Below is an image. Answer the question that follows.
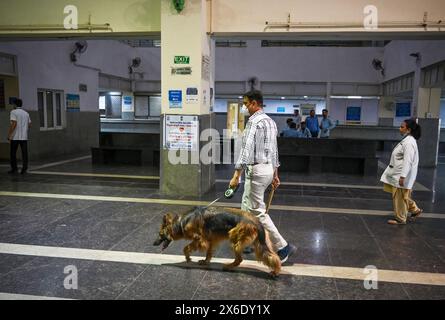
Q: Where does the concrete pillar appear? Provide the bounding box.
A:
[378,96,395,126]
[160,0,215,196]
[325,82,332,111]
[411,60,422,117]
[416,87,441,168]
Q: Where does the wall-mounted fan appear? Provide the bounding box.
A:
[247,77,259,91]
[129,57,141,74]
[70,41,88,62]
[372,58,385,76]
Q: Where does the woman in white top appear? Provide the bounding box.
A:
[380,118,423,225]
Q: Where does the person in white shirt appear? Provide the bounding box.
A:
[380,118,422,225]
[7,99,31,174]
[293,109,302,130]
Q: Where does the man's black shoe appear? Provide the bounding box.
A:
[277,243,297,264]
[8,170,18,174]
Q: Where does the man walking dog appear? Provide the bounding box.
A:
[229,90,296,264]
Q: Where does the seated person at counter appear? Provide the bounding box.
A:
[298,121,312,138]
[282,122,300,138]
[294,109,302,129]
[280,118,294,137]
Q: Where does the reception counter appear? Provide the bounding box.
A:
[277,137,379,176]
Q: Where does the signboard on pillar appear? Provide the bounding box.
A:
[163,115,199,151]
[174,56,190,64]
[169,90,182,108]
[186,87,199,104]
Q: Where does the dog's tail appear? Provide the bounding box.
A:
[253,223,281,276]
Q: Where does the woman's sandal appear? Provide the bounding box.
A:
[387,219,406,225]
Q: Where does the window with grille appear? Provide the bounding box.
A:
[37,89,65,130]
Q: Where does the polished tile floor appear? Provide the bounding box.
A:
[0,153,444,300]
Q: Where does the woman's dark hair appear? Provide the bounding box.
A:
[404,118,421,140]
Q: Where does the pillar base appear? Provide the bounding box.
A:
[160,114,215,197]
[418,118,440,168]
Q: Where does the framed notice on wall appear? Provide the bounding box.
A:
[346,106,361,121]
[163,115,199,151]
[66,94,80,112]
[395,102,411,117]
[300,104,315,116]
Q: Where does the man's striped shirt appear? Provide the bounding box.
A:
[235,109,280,170]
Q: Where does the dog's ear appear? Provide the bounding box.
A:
[163,213,173,224]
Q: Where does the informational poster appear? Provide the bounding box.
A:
[164,115,199,151]
[300,104,315,116]
[346,106,361,121]
[122,95,134,112]
[169,90,182,108]
[66,94,80,112]
[396,102,411,117]
[186,87,199,104]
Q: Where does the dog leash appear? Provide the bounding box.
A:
[205,196,221,208]
[205,177,242,208]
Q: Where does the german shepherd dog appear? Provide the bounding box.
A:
[153,206,281,277]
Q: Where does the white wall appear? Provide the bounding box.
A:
[0,40,159,112]
[330,98,379,125]
[212,0,445,34]
[216,41,383,83]
[384,40,445,81]
[215,98,326,114]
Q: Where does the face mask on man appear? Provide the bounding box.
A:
[241,104,249,114]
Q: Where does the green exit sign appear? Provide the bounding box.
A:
[174,56,190,64]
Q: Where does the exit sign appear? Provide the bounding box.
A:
[174,56,190,64]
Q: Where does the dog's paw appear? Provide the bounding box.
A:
[269,271,279,279]
[222,264,235,271]
[198,259,209,266]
